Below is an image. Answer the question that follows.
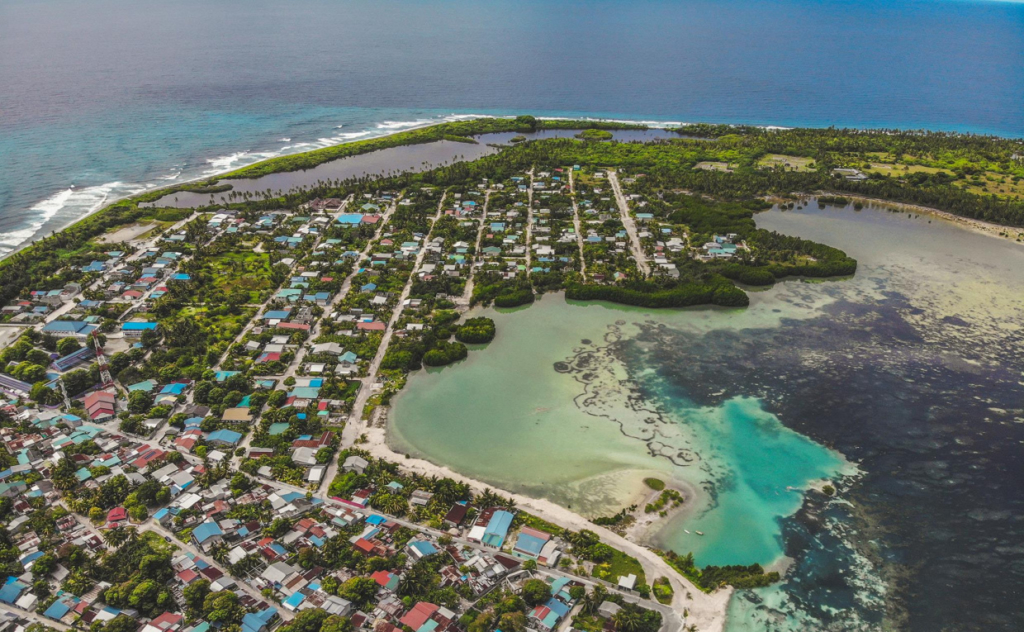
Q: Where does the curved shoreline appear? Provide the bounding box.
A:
[368,418,732,632]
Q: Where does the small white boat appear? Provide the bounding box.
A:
[695,531,704,536]
[683,529,690,534]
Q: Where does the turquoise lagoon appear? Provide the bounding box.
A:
[389,287,851,569]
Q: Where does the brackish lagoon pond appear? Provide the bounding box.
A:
[145,129,680,208]
[391,202,1024,631]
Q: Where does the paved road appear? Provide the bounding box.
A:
[334,192,446,477]
[607,170,650,276]
[460,189,492,308]
[525,168,535,271]
[568,168,587,280]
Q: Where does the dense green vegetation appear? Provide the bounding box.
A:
[576,129,614,141]
[8,118,1021,316]
[566,277,749,308]
[455,317,496,344]
[643,478,666,491]
[659,550,780,591]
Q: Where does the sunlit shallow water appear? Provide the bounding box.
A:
[391,201,1024,631]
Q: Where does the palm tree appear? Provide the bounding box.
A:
[613,609,643,632]
[103,527,128,548]
[211,542,230,565]
[122,526,139,548]
[583,585,607,615]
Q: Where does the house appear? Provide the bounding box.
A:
[206,429,243,447]
[122,321,159,338]
[192,521,224,552]
[399,602,439,631]
[443,504,467,527]
[512,527,551,560]
[343,455,368,474]
[468,509,514,548]
[407,540,439,560]
[41,320,96,338]
[84,391,117,421]
[598,601,622,619]
[242,607,279,632]
[292,447,318,467]
[107,506,128,526]
[142,612,184,632]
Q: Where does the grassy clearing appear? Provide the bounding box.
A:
[861,162,953,177]
[757,154,815,172]
[652,577,673,604]
[209,251,274,299]
[961,171,1024,198]
[591,547,646,586]
[694,161,735,173]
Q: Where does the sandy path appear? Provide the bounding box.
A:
[608,169,650,276]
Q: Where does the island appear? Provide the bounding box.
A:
[0,116,1021,632]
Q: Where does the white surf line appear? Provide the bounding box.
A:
[568,167,587,280]
[608,169,650,276]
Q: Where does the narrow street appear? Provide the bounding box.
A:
[568,168,587,280]
[607,170,650,276]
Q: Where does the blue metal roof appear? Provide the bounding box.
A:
[192,521,224,544]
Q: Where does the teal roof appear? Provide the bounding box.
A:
[128,380,156,392]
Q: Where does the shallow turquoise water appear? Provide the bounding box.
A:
[648,396,847,566]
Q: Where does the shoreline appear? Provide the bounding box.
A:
[3,112,684,262]
[364,419,732,632]
[622,477,703,547]
[819,192,1024,244]
[1,116,480,262]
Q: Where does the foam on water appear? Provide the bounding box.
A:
[0,181,147,254]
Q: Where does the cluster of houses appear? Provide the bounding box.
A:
[699,234,745,260]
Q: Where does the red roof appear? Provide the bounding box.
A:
[353,538,374,553]
[174,437,198,450]
[371,570,394,587]
[277,322,310,331]
[150,612,184,630]
[176,569,199,584]
[107,507,127,522]
[84,391,115,407]
[400,602,440,630]
[357,321,386,331]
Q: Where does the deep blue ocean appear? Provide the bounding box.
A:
[1,0,1023,256]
